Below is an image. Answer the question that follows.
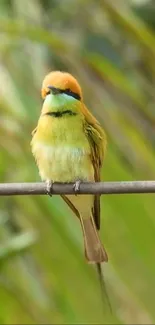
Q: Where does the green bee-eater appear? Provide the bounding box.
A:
[31,71,108,264]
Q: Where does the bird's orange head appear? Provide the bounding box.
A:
[41,71,82,101]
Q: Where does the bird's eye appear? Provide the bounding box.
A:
[46,90,50,96]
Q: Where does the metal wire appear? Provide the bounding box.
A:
[0,181,155,196]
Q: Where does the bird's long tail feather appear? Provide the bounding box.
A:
[79,214,108,263]
[96,263,112,313]
[79,215,112,311]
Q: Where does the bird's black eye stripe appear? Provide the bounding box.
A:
[45,86,81,101]
[63,88,81,101]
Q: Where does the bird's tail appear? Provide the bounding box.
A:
[79,215,108,263]
[80,216,112,311]
[96,263,112,313]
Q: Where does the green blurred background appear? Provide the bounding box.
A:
[0,0,155,323]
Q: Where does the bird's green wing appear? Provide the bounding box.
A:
[83,105,107,230]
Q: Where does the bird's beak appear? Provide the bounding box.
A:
[47,85,61,95]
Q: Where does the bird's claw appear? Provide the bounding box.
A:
[46,180,54,197]
[73,180,81,195]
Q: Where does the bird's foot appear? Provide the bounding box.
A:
[73,180,81,196]
[46,180,54,197]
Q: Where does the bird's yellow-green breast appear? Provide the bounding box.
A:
[31,93,94,182]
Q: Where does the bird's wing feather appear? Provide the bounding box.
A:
[82,104,107,230]
[32,127,37,136]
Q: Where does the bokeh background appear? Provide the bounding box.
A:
[0,0,155,323]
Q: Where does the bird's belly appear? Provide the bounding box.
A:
[33,142,94,182]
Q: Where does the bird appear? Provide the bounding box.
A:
[31,71,108,265]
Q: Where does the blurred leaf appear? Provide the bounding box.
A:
[0,231,37,263]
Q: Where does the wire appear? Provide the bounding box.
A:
[0,180,155,196]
